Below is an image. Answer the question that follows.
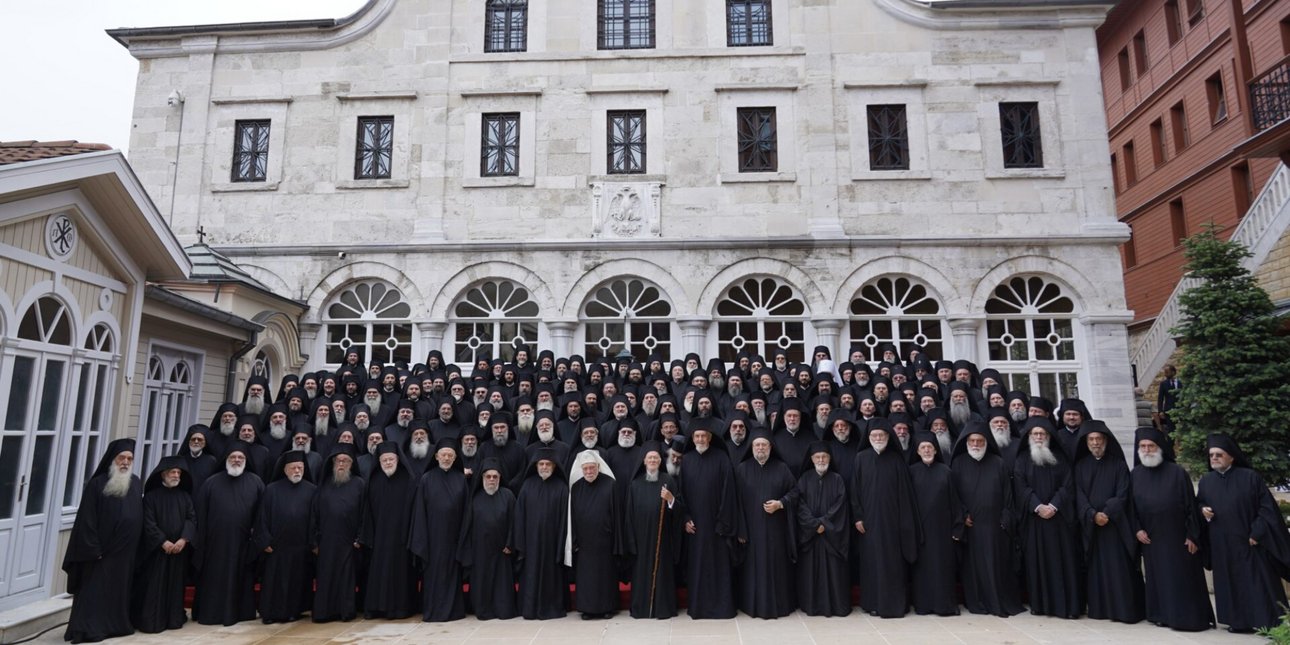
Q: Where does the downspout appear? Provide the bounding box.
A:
[225,330,259,403]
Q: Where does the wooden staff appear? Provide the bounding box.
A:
[648,490,667,618]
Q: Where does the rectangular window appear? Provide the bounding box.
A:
[866,104,910,170]
[1123,140,1138,185]
[1206,71,1228,124]
[1170,101,1190,152]
[1125,226,1138,268]
[736,107,778,172]
[1170,198,1187,246]
[481,113,520,177]
[1185,0,1204,27]
[727,0,772,47]
[485,0,528,52]
[1118,47,1133,90]
[1232,162,1253,217]
[1110,153,1121,194]
[598,0,655,50]
[354,116,394,179]
[231,119,270,182]
[1165,1,1182,45]
[1150,118,1166,167]
[999,102,1043,169]
[1134,30,1149,75]
[607,110,647,174]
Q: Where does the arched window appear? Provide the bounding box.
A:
[64,322,117,510]
[323,280,413,366]
[715,277,807,363]
[252,349,273,386]
[985,275,1079,401]
[137,349,200,476]
[18,296,71,345]
[581,278,673,361]
[452,280,540,364]
[848,276,945,362]
[83,323,114,354]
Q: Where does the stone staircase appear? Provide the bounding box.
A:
[0,595,69,644]
[1130,161,1290,385]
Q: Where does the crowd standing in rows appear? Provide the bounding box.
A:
[60,344,1290,643]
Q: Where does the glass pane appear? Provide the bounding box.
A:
[92,365,107,430]
[63,435,82,507]
[73,368,91,430]
[84,435,99,482]
[26,435,54,515]
[38,361,65,431]
[0,437,22,519]
[1038,373,1058,404]
[6,356,35,430]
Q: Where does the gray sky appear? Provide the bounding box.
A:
[1,1,364,155]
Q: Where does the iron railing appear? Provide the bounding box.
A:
[1250,55,1290,132]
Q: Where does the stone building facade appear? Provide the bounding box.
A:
[110,0,1136,428]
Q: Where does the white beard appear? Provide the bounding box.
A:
[516,416,534,434]
[538,470,552,480]
[968,445,986,461]
[537,401,554,412]
[753,409,767,424]
[381,463,398,477]
[538,428,554,443]
[314,418,330,436]
[871,440,887,454]
[269,422,287,440]
[1010,409,1027,423]
[992,429,1011,448]
[397,417,411,429]
[642,400,657,416]
[949,402,971,428]
[936,432,952,456]
[582,437,598,449]
[189,447,203,458]
[618,435,636,449]
[816,413,830,429]
[666,461,680,476]
[103,467,132,498]
[814,464,829,476]
[462,444,477,457]
[288,472,304,484]
[694,443,708,454]
[162,477,179,489]
[785,422,800,434]
[295,440,312,453]
[304,386,317,400]
[483,480,500,495]
[366,395,383,410]
[244,396,265,415]
[474,395,487,407]
[683,400,693,414]
[410,441,430,459]
[1138,451,1163,468]
[355,419,369,432]
[227,463,245,477]
[219,421,235,437]
[1029,442,1058,467]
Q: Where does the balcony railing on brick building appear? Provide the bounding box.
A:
[1251,55,1290,132]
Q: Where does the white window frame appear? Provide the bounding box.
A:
[322,280,415,368]
[135,342,203,479]
[845,276,947,364]
[981,275,1082,402]
[578,278,676,362]
[450,279,542,365]
[712,276,811,364]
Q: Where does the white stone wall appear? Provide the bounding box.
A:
[118,0,1135,432]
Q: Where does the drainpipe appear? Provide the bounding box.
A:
[225,330,259,403]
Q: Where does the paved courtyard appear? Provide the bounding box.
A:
[26,610,1264,644]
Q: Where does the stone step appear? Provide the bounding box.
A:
[0,595,70,645]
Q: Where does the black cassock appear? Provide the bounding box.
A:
[63,475,143,643]
[1074,455,1144,623]
[193,472,263,625]
[734,458,797,618]
[254,478,317,623]
[359,467,418,619]
[794,469,850,617]
[570,474,620,615]
[951,453,1023,617]
[1014,455,1082,618]
[311,477,365,622]
[909,460,962,616]
[851,448,919,617]
[1130,461,1213,631]
[1197,466,1290,631]
[132,484,196,633]
[678,447,740,619]
[514,473,570,619]
[623,473,684,618]
[408,468,468,621]
[460,487,519,619]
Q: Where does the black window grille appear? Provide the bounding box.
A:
[999,102,1044,169]
[727,0,772,47]
[232,119,270,182]
[866,104,909,170]
[481,113,521,177]
[607,110,647,174]
[485,0,528,53]
[737,107,778,172]
[599,0,655,50]
[355,116,394,179]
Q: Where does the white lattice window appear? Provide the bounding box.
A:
[324,281,414,366]
[17,297,71,345]
[848,276,945,362]
[62,324,117,510]
[452,280,540,364]
[985,276,1080,402]
[581,278,673,361]
[715,277,807,363]
[136,349,201,476]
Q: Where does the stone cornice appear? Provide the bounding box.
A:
[873,0,1113,30]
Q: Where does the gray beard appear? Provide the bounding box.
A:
[898,436,909,451]
[397,418,410,429]
[1011,409,1027,423]
[483,482,500,495]
[727,384,741,397]
[493,435,508,448]
[269,423,287,440]
[694,443,708,454]
[296,441,312,453]
[618,435,636,449]
[315,418,330,436]
[516,417,534,434]
[103,468,132,498]
[936,432,952,456]
[304,387,317,400]
[993,429,1011,448]
[355,419,369,431]
[949,402,971,428]
[219,421,235,436]
[332,469,351,485]
[244,396,265,415]
[189,447,203,458]
[381,464,397,477]
[227,463,245,477]
[366,397,383,414]
[642,401,657,416]
[753,409,767,424]
[462,444,477,457]
[537,401,554,412]
[538,429,554,443]
[645,470,659,482]
[814,464,829,476]
[968,446,986,461]
[411,441,430,459]
[582,437,598,449]
[816,414,830,429]
[1138,451,1163,468]
[1029,442,1058,467]
[711,376,724,390]
[871,442,886,454]
[666,461,680,476]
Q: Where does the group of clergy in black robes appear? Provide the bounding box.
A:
[58,343,1290,641]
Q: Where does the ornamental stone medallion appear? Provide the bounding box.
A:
[590,181,662,239]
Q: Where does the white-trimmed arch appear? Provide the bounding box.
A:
[304,261,423,324]
[562,258,691,318]
[13,280,83,345]
[0,287,15,338]
[832,255,961,315]
[79,311,121,353]
[967,255,1095,314]
[429,261,556,319]
[696,258,826,317]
